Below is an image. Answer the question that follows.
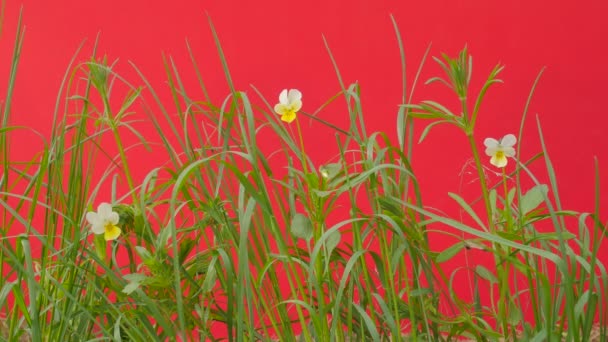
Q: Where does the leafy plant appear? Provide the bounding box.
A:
[0,9,606,342]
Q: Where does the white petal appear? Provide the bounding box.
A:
[98,203,113,219]
[287,89,302,103]
[485,146,499,157]
[504,146,516,157]
[291,100,302,112]
[278,89,288,104]
[501,134,517,147]
[91,223,105,235]
[86,212,100,225]
[274,103,287,115]
[484,138,499,148]
[108,212,119,225]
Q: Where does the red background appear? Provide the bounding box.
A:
[1,0,607,321]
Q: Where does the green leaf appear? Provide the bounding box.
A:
[290,213,313,241]
[421,100,456,116]
[304,172,320,189]
[124,273,147,282]
[419,120,451,143]
[448,192,488,231]
[319,163,341,180]
[325,229,341,255]
[508,300,523,325]
[0,282,16,309]
[116,87,142,117]
[122,273,148,294]
[496,231,523,242]
[530,330,548,342]
[113,315,123,342]
[574,290,591,318]
[94,234,107,264]
[528,231,576,242]
[521,184,549,215]
[201,260,217,293]
[410,287,432,297]
[475,265,497,284]
[122,282,141,295]
[157,225,172,248]
[135,246,153,262]
[508,187,516,206]
[436,242,465,263]
[178,237,196,263]
[489,189,497,218]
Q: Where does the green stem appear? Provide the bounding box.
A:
[467,133,510,336]
[498,168,512,337]
[99,83,137,204]
[109,117,137,203]
[295,117,327,338]
[502,169,514,230]
[295,118,309,176]
[102,97,138,204]
[466,134,494,232]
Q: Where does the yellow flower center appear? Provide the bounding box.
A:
[495,150,504,159]
[105,224,115,234]
[104,223,121,241]
[280,108,297,123]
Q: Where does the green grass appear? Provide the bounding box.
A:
[1,11,607,342]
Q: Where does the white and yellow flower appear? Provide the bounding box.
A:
[86,202,121,241]
[274,89,302,123]
[484,134,517,168]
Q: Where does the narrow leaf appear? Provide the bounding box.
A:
[437,242,465,263]
[475,265,497,284]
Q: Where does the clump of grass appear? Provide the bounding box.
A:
[1,9,606,342]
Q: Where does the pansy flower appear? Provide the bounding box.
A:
[86,202,122,241]
[484,134,516,168]
[274,89,302,123]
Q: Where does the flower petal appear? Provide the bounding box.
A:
[274,103,287,115]
[278,89,288,105]
[503,146,516,157]
[490,155,508,168]
[485,146,499,157]
[281,112,297,123]
[501,134,517,147]
[108,211,120,225]
[287,89,302,103]
[91,223,105,235]
[104,225,122,241]
[98,203,113,219]
[86,211,100,225]
[484,138,499,148]
[290,100,302,112]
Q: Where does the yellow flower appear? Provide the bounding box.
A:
[274,89,302,123]
[484,134,516,168]
[86,202,122,241]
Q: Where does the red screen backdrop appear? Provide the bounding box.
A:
[2,0,607,214]
[1,0,607,333]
